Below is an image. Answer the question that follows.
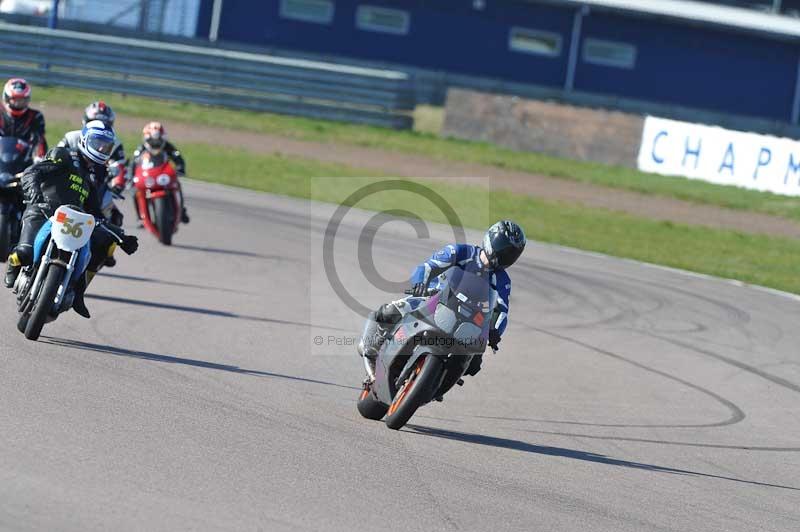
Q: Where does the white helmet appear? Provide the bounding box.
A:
[79,120,116,165]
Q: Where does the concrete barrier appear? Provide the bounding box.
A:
[442,88,643,167]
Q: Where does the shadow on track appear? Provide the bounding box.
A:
[406,425,800,491]
[86,293,349,332]
[170,243,295,261]
[42,337,359,391]
[97,272,251,295]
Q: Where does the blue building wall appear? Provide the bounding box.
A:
[196,0,799,123]
[576,13,797,121]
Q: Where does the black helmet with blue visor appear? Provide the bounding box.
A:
[482,220,526,269]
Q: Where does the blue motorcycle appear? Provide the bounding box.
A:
[14,205,96,341]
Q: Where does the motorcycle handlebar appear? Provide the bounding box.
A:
[404,287,439,297]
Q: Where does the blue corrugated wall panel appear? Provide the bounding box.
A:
[209,0,573,88]
[576,12,797,121]
[195,0,799,123]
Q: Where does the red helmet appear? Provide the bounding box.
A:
[142,121,166,154]
[3,78,31,118]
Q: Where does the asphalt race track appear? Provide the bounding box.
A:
[1,181,799,531]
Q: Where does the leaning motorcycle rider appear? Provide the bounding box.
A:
[0,78,47,164]
[4,120,139,318]
[358,220,526,380]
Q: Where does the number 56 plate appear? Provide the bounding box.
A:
[50,205,95,252]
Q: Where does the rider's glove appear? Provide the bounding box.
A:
[411,282,427,297]
[119,234,139,255]
[488,329,501,351]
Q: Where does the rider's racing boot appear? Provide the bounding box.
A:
[104,242,118,268]
[181,207,190,224]
[71,274,91,319]
[4,253,21,289]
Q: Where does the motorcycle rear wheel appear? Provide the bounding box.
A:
[357,385,389,420]
[384,355,443,430]
[24,263,65,341]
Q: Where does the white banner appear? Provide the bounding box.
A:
[637,116,800,196]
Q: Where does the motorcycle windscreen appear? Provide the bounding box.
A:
[439,268,497,348]
[0,137,27,171]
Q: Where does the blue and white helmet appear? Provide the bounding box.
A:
[79,119,116,165]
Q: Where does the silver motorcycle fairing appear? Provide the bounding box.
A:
[368,268,496,407]
[372,318,440,405]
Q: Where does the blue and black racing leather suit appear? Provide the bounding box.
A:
[408,243,511,339]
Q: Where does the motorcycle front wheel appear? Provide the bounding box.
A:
[24,263,65,341]
[384,354,444,430]
[154,196,175,246]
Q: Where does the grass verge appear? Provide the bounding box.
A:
[86,136,798,295]
[36,86,800,222]
[312,178,800,295]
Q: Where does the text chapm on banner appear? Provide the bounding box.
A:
[637,116,800,197]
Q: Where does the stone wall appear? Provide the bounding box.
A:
[442,88,645,168]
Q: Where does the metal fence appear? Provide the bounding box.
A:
[0,21,416,129]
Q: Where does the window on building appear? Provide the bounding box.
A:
[356,5,410,35]
[508,27,562,57]
[279,0,335,25]
[583,38,637,69]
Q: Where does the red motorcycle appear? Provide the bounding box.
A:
[133,151,181,245]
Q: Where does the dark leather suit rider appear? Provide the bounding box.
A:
[5,146,138,317]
